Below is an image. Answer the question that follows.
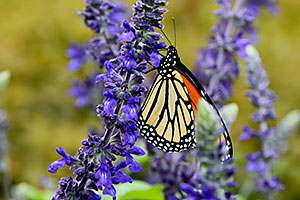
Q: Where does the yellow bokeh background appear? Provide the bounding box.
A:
[0,0,299,199]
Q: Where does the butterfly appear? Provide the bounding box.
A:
[137,45,233,158]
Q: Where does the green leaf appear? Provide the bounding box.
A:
[237,196,247,200]
[220,103,239,130]
[0,70,10,94]
[101,181,164,200]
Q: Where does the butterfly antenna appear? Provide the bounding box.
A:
[172,17,177,48]
[159,28,173,46]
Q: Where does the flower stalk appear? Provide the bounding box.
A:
[239,45,283,200]
[48,0,168,199]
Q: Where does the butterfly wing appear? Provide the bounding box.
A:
[139,45,233,158]
[175,62,233,158]
[138,71,196,152]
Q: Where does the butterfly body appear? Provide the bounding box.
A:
[138,46,233,157]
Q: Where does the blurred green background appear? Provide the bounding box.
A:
[0,0,299,199]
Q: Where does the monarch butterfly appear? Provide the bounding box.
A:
[138,45,233,159]
[138,24,233,159]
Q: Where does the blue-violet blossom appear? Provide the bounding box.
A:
[239,46,283,200]
[194,0,278,104]
[67,0,127,109]
[49,0,168,199]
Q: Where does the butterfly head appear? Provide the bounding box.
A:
[157,46,180,75]
[166,46,179,59]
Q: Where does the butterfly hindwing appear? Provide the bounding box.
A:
[174,60,233,158]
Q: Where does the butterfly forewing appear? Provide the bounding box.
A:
[138,70,196,152]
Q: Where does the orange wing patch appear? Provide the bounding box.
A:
[179,73,202,118]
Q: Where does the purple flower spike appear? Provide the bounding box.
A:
[50,0,168,199]
[194,0,277,105]
[241,42,285,197]
[67,0,126,110]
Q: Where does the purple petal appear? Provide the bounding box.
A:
[128,146,145,156]
[109,8,126,24]
[114,161,128,171]
[112,171,133,184]
[150,51,162,68]
[95,74,109,83]
[119,30,135,42]
[123,103,139,121]
[95,162,112,187]
[88,194,102,200]
[103,185,116,198]
[47,159,66,173]
[126,155,143,173]
[105,61,114,73]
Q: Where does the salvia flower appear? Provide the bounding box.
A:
[95,0,168,141]
[239,46,284,199]
[67,0,127,109]
[49,134,146,199]
[195,0,282,199]
[194,0,278,104]
[150,152,196,200]
[78,0,126,35]
[49,0,168,199]
[68,72,101,108]
[47,147,80,174]
[66,43,88,72]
